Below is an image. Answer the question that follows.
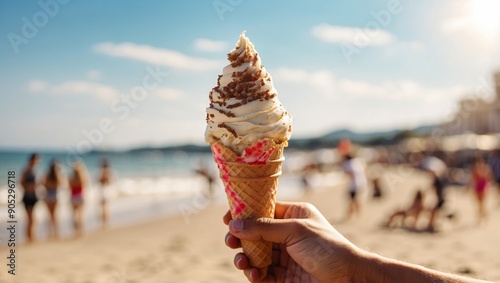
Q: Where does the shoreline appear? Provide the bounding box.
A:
[1,166,499,282]
[0,169,316,245]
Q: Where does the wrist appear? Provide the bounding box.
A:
[351,250,383,283]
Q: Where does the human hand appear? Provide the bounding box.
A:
[223,201,362,282]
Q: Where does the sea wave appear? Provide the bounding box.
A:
[0,173,212,206]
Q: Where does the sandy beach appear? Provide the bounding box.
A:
[1,166,499,283]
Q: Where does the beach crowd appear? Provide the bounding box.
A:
[19,153,112,242]
[301,139,500,232]
[18,140,500,245]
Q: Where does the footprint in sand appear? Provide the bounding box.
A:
[131,257,151,270]
[101,263,116,271]
[167,235,188,252]
[456,266,476,275]
[219,260,232,269]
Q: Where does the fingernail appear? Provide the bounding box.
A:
[225,233,230,245]
[236,256,243,267]
[229,220,244,233]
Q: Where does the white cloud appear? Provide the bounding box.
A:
[27,77,120,103]
[93,42,223,71]
[311,24,425,57]
[441,17,469,33]
[50,81,121,102]
[86,69,102,81]
[271,67,469,138]
[337,78,386,97]
[153,87,184,100]
[194,38,227,52]
[311,23,395,46]
[272,68,336,95]
[28,80,49,92]
[272,67,465,102]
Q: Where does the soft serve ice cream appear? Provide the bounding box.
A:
[204,32,292,278]
[205,31,292,154]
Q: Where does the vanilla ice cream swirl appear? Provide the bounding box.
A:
[205,32,292,154]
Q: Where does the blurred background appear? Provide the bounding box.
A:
[1,0,500,237]
[0,0,499,262]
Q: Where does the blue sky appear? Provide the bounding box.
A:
[1,0,499,150]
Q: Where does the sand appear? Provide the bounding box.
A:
[1,166,499,282]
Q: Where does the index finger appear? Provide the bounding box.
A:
[275,201,296,219]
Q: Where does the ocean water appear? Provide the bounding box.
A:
[0,149,343,243]
[0,149,216,203]
[0,149,217,241]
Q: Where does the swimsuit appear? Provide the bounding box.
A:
[25,170,36,184]
[45,187,58,202]
[22,192,38,208]
[22,170,38,208]
[473,175,488,194]
[71,185,83,204]
[349,191,357,199]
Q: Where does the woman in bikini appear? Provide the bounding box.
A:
[43,159,63,239]
[97,159,112,228]
[69,161,88,237]
[469,156,492,226]
[20,153,40,243]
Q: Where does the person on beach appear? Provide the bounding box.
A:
[299,157,318,194]
[20,153,40,243]
[342,153,367,220]
[337,138,352,156]
[487,149,500,201]
[469,156,492,225]
[69,161,88,237]
[43,159,63,239]
[97,158,113,228]
[195,159,216,198]
[372,177,383,199]
[419,153,448,232]
[367,161,384,199]
[383,189,425,229]
[223,201,493,283]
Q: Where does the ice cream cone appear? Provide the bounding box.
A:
[205,32,292,280]
[211,141,285,278]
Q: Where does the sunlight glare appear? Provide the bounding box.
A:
[470,0,500,38]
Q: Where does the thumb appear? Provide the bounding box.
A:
[229,218,302,244]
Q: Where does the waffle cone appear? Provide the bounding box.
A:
[211,141,285,278]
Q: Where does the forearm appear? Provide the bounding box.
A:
[355,251,493,283]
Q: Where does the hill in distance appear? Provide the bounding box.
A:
[123,124,437,153]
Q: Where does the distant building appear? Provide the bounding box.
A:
[441,72,500,135]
